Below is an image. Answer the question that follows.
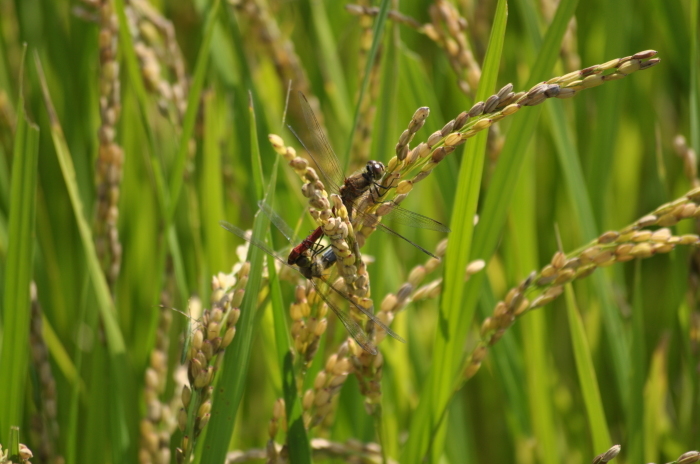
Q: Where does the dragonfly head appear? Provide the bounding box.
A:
[364,160,385,182]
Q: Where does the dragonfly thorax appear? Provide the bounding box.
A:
[293,248,337,280]
[293,253,312,269]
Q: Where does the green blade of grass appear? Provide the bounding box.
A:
[166,0,221,220]
[34,52,130,462]
[517,0,632,428]
[249,92,265,200]
[342,0,389,170]
[41,312,85,395]
[546,99,630,402]
[66,277,90,464]
[689,0,699,153]
[514,0,542,47]
[453,0,579,378]
[113,0,157,157]
[267,209,311,463]
[479,283,529,435]
[627,260,646,464]
[439,12,604,459]
[468,0,578,269]
[404,0,581,459]
[564,284,611,451]
[511,153,558,464]
[0,46,38,440]
[643,337,670,462]
[400,1,507,462]
[200,93,273,463]
[585,0,630,221]
[202,90,228,275]
[113,0,221,222]
[546,101,596,240]
[113,0,219,355]
[8,426,19,460]
[309,0,352,135]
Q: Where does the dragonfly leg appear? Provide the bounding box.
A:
[368,182,385,204]
[368,177,399,204]
[310,238,330,256]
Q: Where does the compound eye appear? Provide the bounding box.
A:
[370,161,385,180]
[295,256,311,268]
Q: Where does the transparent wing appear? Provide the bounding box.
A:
[292,91,345,192]
[257,200,298,244]
[377,202,451,232]
[321,279,406,344]
[310,281,376,355]
[219,220,290,266]
[375,222,439,260]
[348,198,449,259]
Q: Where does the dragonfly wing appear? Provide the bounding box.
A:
[375,222,439,260]
[257,200,298,244]
[219,220,290,266]
[378,202,451,232]
[324,280,406,344]
[312,281,378,355]
[293,92,346,192]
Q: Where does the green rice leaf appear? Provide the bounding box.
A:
[626,260,646,464]
[202,91,228,275]
[342,0,390,170]
[691,0,700,155]
[0,46,38,440]
[510,155,558,464]
[41,312,85,394]
[470,0,579,267]
[564,284,611,451]
[249,92,265,199]
[267,209,311,463]
[115,0,220,221]
[200,91,274,464]
[547,98,630,401]
[643,337,670,461]
[112,0,200,307]
[7,426,19,460]
[401,1,507,461]
[167,0,221,220]
[309,0,352,134]
[34,52,130,462]
[456,0,580,374]
[112,0,158,168]
[479,284,529,435]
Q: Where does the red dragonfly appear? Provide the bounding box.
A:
[289,91,450,259]
[220,203,405,355]
[286,225,324,267]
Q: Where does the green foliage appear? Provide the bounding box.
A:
[0,0,697,463]
[0,46,38,441]
[402,1,507,461]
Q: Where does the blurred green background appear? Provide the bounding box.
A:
[0,0,697,463]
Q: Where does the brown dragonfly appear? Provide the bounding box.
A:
[289,91,450,260]
[220,203,405,355]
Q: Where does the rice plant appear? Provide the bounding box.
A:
[0,0,698,463]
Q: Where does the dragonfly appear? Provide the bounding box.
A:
[286,223,324,267]
[288,91,451,259]
[219,204,405,355]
